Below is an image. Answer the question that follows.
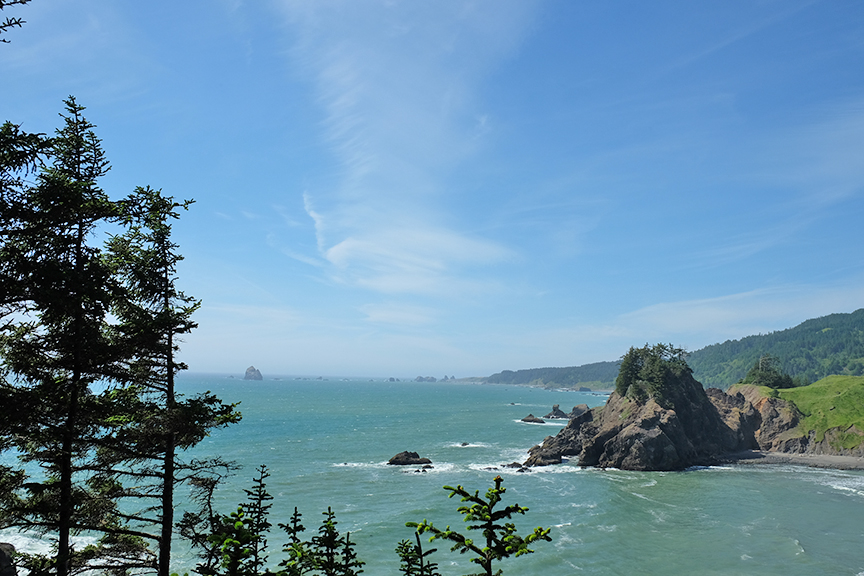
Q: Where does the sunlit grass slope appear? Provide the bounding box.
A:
[779,375,864,449]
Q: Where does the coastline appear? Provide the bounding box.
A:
[721,449,864,471]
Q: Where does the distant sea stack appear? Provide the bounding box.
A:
[244,366,263,381]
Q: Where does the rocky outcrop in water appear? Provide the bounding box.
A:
[387,451,432,465]
[524,344,758,471]
[544,405,569,419]
[521,414,545,424]
[525,381,752,470]
[244,366,263,381]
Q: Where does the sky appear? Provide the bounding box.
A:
[2,0,864,378]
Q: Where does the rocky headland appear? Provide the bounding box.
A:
[523,345,864,471]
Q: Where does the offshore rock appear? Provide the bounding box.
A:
[388,451,432,466]
[244,366,263,381]
[544,405,569,419]
[521,414,546,424]
[525,371,749,471]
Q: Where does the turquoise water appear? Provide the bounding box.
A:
[5,374,864,574]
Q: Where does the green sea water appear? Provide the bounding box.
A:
[5,374,864,574]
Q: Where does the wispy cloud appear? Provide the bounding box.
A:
[274,0,538,297]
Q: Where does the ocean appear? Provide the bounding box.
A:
[4,373,864,575]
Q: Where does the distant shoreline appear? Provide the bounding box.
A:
[720,450,864,471]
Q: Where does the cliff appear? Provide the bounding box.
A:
[731,377,864,457]
[524,375,753,471]
[524,370,864,470]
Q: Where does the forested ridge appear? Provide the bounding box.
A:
[484,362,620,388]
[687,308,864,388]
[485,309,864,390]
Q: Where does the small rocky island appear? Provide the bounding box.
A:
[387,451,432,466]
[521,414,545,424]
[244,366,263,381]
[524,344,864,471]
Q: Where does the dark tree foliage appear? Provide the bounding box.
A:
[1,99,240,576]
[614,343,691,407]
[737,354,803,389]
[688,309,864,388]
[395,533,441,576]
[194,470,552,576]
[408,476,551,576]
[240,465,274,574]
[0,0,32,43]
[98,185,241,576]
[0,97,154,576]
[177,463,243,576]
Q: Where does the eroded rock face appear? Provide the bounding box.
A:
[525,373,751,471]
[569,404,590,418]
[526,376,863,471]
[387,451,432,465]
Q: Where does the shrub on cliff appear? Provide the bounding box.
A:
[614,344,692,407]
[738,354,804,389]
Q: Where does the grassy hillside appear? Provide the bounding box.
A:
[688,308,864,388]
[778,375,864,449]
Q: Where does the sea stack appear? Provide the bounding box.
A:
[523,345,757,471]
[244,366,263,381]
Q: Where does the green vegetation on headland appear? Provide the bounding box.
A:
[781,375,864,449]
[730,375,864,451]
[484,308,864,390]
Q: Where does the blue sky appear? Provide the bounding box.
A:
[2,0,864,377]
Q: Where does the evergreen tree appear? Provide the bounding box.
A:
[0,97,153,575]
[738,353,796,389]
[395,533,440,576]
[99,185,241,576]
[408,475,551,576]
[240,465,274,574]
[0,0,32,43]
